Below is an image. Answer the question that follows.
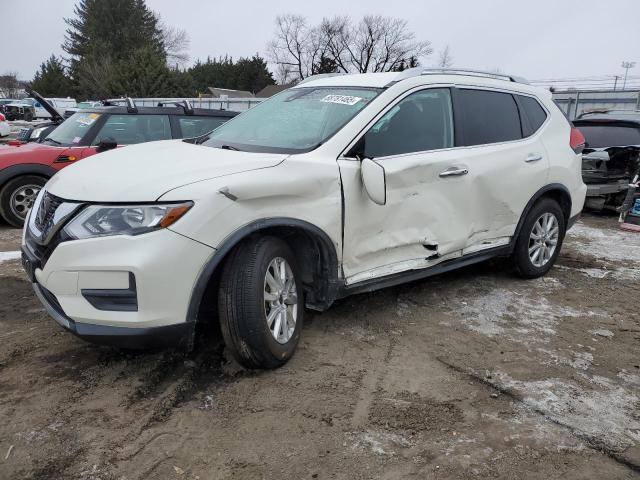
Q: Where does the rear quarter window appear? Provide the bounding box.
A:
[457,89,522,146]
[518,95,548,136]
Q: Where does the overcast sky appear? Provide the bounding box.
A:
[2,0,638,85]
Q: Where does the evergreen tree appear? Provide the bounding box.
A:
[188,55,274,94]
[30,55,74,97]
[313,55,338,75]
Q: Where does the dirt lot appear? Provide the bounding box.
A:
[0,213,639,479]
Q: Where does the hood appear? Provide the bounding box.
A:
[27,89,64,122]
[46,140,287,202]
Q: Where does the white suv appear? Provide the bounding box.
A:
[22,69,587,369]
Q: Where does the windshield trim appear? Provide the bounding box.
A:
[201,86,383,155]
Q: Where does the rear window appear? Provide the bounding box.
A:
[576,124,640,149]
[458,89,522,146]
[518,95,547,136]
[177,116,227,138]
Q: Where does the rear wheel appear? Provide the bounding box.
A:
[0,175,46,227]
[511,198,566,278]
[218,236,304,369]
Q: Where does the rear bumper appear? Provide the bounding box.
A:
[586,180,628,196]
[33,282,195,349]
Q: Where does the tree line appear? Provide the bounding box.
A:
[21,0,442,100]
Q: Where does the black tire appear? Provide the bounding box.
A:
[218,236,304,369]
[511,198,566,278]
[0,175,46,228]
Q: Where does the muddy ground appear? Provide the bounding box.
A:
[0,213,639,479]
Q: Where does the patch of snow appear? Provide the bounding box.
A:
[0,251,21,262]
[350,431,412,456]
[589,329,614,338]
[567,222,640,265]
[494,371,640,452]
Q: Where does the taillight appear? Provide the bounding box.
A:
[570,127,585,154]
[0,113,5,122]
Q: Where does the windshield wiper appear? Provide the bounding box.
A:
[220,144,241,151]
[44,137,62,146]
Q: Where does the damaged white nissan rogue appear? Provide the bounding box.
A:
[22,69,587,369]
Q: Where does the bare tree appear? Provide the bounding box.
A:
[437,45,453,68]
[267,14,313,83]
[159,22,190,68]
[0,72,23,98]
[267,15,432,82]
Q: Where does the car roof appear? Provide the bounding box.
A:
[71,106,240,117]
[574,110,640,124]
[295,68,548,97]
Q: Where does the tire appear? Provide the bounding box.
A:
[511,198,566,278]
[218,236,304,369]
[0,175,46,228]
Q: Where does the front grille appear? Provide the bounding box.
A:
[34,192,64,236]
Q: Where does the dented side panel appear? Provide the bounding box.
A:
[339,133,550,284]
[161,154,344,269]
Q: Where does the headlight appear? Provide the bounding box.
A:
[30,126,46,140]
[63,202,193,239]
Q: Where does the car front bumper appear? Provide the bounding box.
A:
[23,228,214,348]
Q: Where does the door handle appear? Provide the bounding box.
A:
[525,153,543,163]
[439,166,469,177]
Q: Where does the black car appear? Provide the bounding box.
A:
[17,95,239,144]
[573,110,640,210]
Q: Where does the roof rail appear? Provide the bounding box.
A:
[102,97,138,113]
[390,67,529,85]
[156,99,194,114]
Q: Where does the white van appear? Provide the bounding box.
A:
[23,97,77,119]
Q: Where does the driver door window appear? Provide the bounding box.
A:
[360,88,454,158]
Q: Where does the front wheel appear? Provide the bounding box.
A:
[0,175,46,228]
[511,198,566,278]
[218,236,304,369]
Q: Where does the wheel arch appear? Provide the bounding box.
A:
[509,183,572,253]
[0,164,55,190]
[186,218,342,327]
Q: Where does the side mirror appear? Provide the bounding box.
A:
[583,151,609,162]
[361,157,386,205]
[96,137,117,153]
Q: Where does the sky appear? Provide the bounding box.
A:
[1,0,639,88]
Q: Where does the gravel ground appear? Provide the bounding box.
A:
[0,213,638,479]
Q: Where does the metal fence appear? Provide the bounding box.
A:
[552,90,640,119]
[131,97,263,112]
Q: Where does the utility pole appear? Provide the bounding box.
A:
[621,61,636,90]
[613,75,620,91]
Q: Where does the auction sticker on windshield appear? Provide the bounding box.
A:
[76,113,100,126]
[321,95,363,106]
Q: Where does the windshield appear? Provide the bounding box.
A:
[203,87,381,154]
[578,124,640,148]
[43,112,102,147]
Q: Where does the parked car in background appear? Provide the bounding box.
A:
[16,90,66,143]
[0,113,10,137]
[21,97,77,119]
[0,99,238,226]
[3,100,36,121]
[64,101,102,118]
[21,69,586,369]
[573,110,640,210]
[0,99,19,115]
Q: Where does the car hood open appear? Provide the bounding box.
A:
[46,140,287,202]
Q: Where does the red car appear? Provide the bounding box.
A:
[0,100,237,226]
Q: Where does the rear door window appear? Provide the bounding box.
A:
[458,89,522,146]
[92,115,171,145]
[576,124,640,148]
[177,116,228,138]
[518,95,548,136]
